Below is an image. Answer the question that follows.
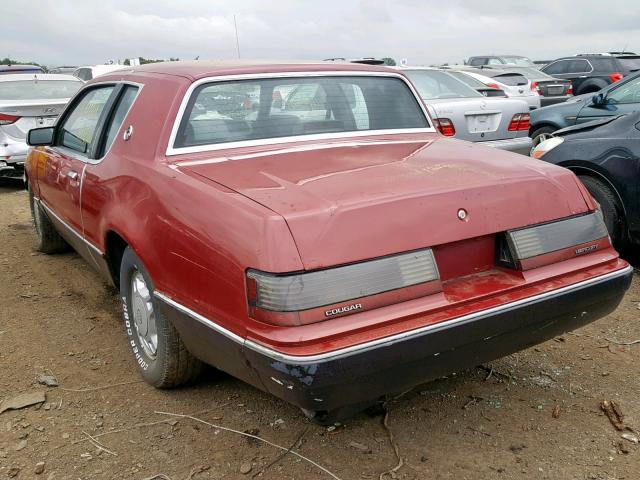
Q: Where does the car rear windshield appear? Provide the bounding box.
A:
[174,75,429,148]
[446,71,489,89]
[0,80,82,100]
[403,70,482,99]
[491,73,528,86]
[618,57,640,71]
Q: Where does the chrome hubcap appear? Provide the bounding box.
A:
[130,271,158,358]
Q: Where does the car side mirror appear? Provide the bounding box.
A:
[592,93,606,106]
[27,127,55,146]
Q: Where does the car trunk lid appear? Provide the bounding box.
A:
[0,99,67,140]
[178,137,589,270]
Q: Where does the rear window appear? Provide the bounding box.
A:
[618,57,640,71]
[174,76,428,148]
[0,79,82,100]
[492,74,528,86]
[447,71,488,89]
[404,70,482,99]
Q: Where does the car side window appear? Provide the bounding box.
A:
[487,58,503,65]
[58,86,115,155]
[75,68,92,81]
[100,86,139,156]
[542,60,568,75]
[469,58,486,67]
[566,60,591,73]
[607,76,640,104]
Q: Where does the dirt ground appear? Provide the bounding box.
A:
[1,178,639,480]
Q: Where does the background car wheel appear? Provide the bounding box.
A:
[28,189,70,254]
[119,246,203,388]
[531,126,557,147]
[578,175,623,247]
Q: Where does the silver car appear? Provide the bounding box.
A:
[401,68,532,154]
[0,74,83,178]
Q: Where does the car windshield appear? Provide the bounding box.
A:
[618,57,640,71]
[502,56,534,67]
[175,75,429,148]
[403,70,482,99]
[0,79,82,100]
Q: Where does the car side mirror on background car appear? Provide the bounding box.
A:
[27,127,55,146]
[592,93,606,106]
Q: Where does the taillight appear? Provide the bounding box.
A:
[0,113,20,125]
[566,82,573,95]
[434,118,456,137]
[485,82,499,89]
[508,113,530,131]
[610,72,623,83]
[531,81,541,94]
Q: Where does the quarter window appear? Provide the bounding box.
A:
[101,86,139,156]
[542,60,568,75]
[58,86,114,154]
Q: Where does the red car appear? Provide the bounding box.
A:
[25,61,632,422]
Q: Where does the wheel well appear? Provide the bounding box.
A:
[569,167,627,219]
[529,123,557,137]
[105,231,128,288]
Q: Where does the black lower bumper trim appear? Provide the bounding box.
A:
[157,266,633,413]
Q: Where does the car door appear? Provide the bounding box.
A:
[37,85,116,258]
[576,75,640,124]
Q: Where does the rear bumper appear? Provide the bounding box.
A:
[0,157,25,178]
[155,264,633,413]
[480,136,532,155]
[541,95,572,107]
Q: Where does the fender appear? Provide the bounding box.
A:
[575,79,608,95]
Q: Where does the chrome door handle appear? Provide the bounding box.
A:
[67,170,79,180]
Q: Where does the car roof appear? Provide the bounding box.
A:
[113,60,397,81]
[0,73,83,82]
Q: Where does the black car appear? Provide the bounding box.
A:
[541,53,640,95]
[531,113,640,248]
[529,71,640,145]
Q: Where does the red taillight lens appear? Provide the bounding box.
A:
[531,81,541,94]
[610,72,623,83]
[485,82,499,89]
[434,118,456,137]
[508,113,530,131]
[0,113,20,125]
[566,82,573,95]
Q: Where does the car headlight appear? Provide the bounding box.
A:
[531,136,564,159]
[247,248,439,312]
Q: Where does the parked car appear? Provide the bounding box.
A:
[541,53,640,95]
[401,68,532,154]
[445,70,507,97]
[466,55,536,68]
[48,66,78,75]
[73,64,128,81]
[25,61,632,422]
[0,64,44,75]
[0,74,83,178]
[531,113,640,248]
[492,66,573,107]
[529,71,640,145]
[446,67,541,109]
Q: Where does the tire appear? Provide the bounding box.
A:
[28,189,70,254]
[530,126,557,148]
[578,175,623,247]
[119,246,203,387]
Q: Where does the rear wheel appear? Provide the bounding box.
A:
[28,189,70,254]
[530,126,557,148]
[119,247,203,387]
[578,175,624,248]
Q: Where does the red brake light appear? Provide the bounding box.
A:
[610,72,623,83]
[434,118,456,137]
[508,113,530,132]
[485,82,499,89]
[0,113,20,125]
[531,81,541,94]
[566,82,573,95]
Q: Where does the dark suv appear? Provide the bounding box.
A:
[541,54,640,95]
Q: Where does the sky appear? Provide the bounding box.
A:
[2,0,640,67]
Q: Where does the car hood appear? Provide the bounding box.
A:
[180,136,590,269]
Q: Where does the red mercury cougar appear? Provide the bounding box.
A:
[24,61,632,422]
